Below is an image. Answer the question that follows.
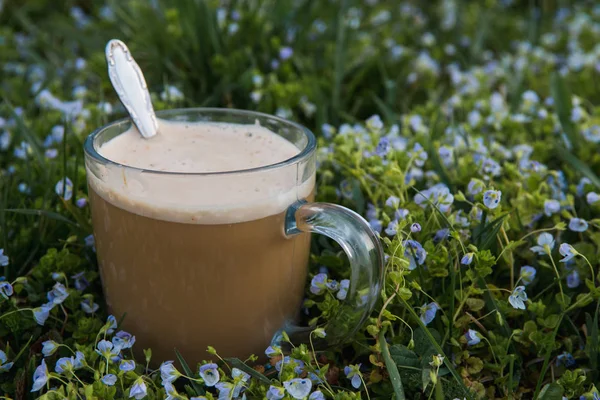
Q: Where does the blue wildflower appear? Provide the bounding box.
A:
[102,374,117,386]
[42,139,58,156]
[0,350,14,373]
[129,377,148,399]
[544,199,561,216]
[530,232,555,255]
[113,331,136,350]
[559,243,577,263]
[199,363,220,387]
[55,177,73,201]
[81,298,99,314]
[47,282,69,305]
[310,273,327,295]
[465,329,481,346]
[586,192,600,206]
[483,190,502,209]
[366,203,377,220]
[120,360,136,372]
[420,302,440,325]
[366,114,383,131]
[369,218,383,233]
[73,351,85,370]
[403,240,427,270]
[75,197,87,208]
[215,382,235,400]
[310,391,326,400]
[411,223,421,233]
[55,357,74,374]
[396,208,410,220]
[461,253,474,265]
[344,364,362,389]
[33,303,53,326]
[14,141,31,159]
[216,368,249,398]
[105,315,117,334]
[385,220,398,236]
[0,249,9,266]
[567,270,580,288]
[375,137,390,157]
[576,177,592,196]
[434,228,450,243]
[569,218,589,232]
[51,272,65,281]
[31,359,49,392]
[71,272,89,291]
[385,196,400,208]
[164,381,180,399]
[160,361,181,384]
[337,279,350,300]
[409,143,428,167]
[279,47,293,60]
[96,340,120,361]
[414,183,454,212]
[0,280,13,299]
[284,378,312,399]
[467,179,484,196]
[556,352,576,367]
[508,286,528,310]
[519,266,537,285]
[275,357,305,374]
[84,234,95,251]
[18,183,30,194]
[41,340,59,357]
[438,146,453,166]
[266,385,285,400]
[265,345,281,358]
[321,124,335,139]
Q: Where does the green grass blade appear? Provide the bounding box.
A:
[174,349,205,395]
[331,0,349,124]
[399,298,472,400]
[3,208,78,227]
[550,72,578,152]
[532,315,564,399]
[224,358,272,385]
[585,301,600,382]
[555,146,600,189]
[379,330,406,400]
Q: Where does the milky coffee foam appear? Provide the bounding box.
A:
[88,119,315,224]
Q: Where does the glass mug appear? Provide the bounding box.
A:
[83,108,384,365]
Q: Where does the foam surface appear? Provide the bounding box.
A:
[87,119,314,224]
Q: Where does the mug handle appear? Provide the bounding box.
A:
[271,199,385,350]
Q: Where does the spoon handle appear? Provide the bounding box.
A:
[105,39,158,139]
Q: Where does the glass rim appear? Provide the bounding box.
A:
[83,107,317,176]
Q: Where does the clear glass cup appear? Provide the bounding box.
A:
[84,108,383,365]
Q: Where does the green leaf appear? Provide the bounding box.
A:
[389,345,420,369]
[537,382,564,400]
[422,367,432,392]
[175,349,205,395]
[379,331,406,400]
[224,358,272,385]
[84,384,94,399]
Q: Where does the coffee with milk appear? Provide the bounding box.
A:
[87,119,314,363]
